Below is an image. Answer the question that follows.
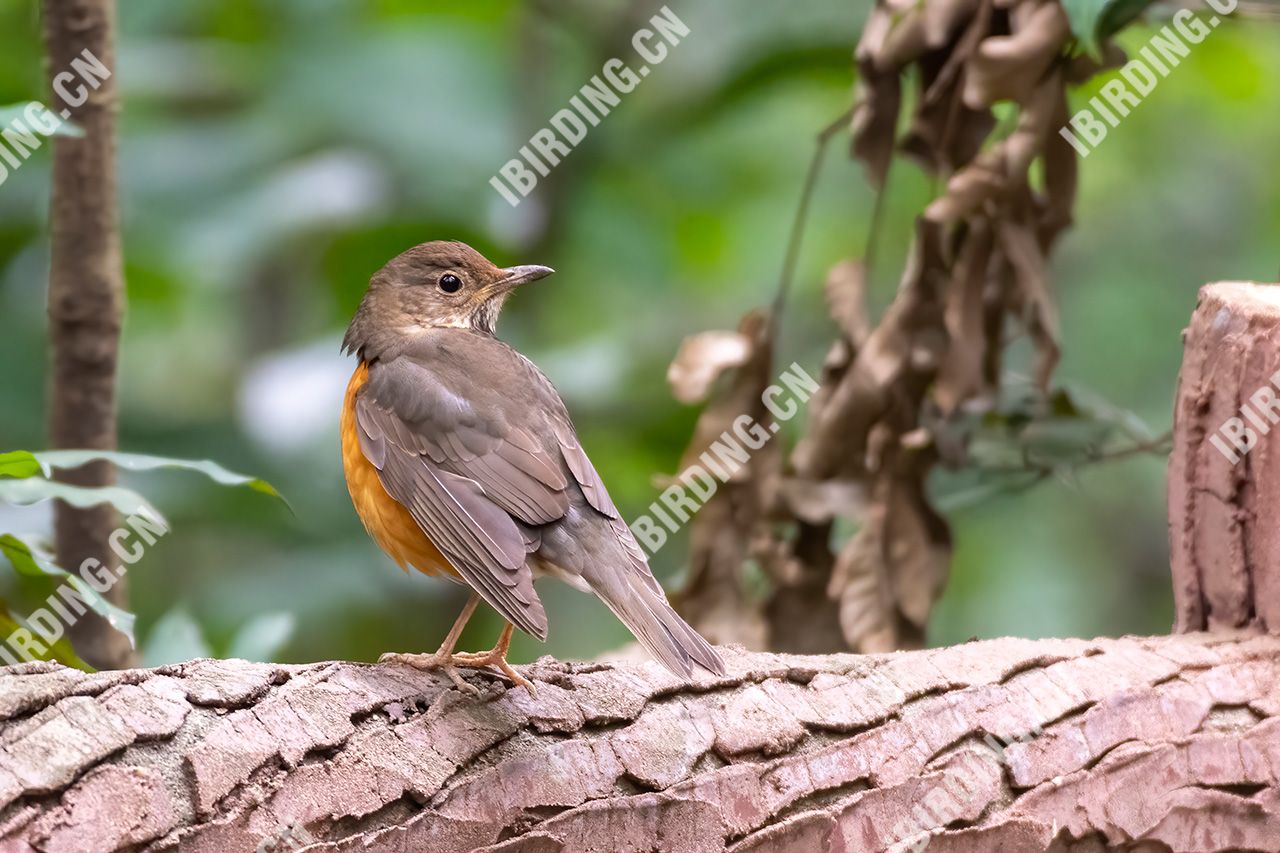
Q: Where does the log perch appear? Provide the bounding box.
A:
[0,635,1277,852]
[1169,281,1280,633]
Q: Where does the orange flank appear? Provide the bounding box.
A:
[342,362,459,579]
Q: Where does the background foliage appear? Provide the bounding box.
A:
[0,1,1277,666]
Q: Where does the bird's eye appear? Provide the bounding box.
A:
[439,273,463,293]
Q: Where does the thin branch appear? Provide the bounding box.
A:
[939,431,1173,511]
[770,107,854,331]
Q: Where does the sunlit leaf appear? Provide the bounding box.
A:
[0,451,41,479]
[0,534,137,646]
[0,478,163,520]
[0,598,91,671]
[0,102,84,138]
[30,450,290,509]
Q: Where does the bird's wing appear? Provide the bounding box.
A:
[354,357,572,640]
[551,420,670,596]
[553,421,618,520]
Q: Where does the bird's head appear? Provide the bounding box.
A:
[344,240,554,358]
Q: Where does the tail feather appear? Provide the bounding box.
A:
[593,572,725,678]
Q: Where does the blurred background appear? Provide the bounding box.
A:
[1,1,1277,666]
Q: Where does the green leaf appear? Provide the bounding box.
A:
[1063,0,1108,56]
[1063,0,1159,57]
[143,607,211,667]
[933,472,1045,513]
[0,103,84,137]
[1097,0,1160,40]
[227,612,295,662]
[0,478,164,520]
[31,450,290,509]
[0,451,41,479]
[0,534,137,647]
[0,599,91,670]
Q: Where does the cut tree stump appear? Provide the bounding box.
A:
[1169,281,1280,634]
[0,635,1278,852]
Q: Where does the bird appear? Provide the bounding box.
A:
[341,240,724,693]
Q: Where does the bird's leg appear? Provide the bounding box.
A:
[379,592,482,694]
[450,623,535,694]
[434,591,480,658]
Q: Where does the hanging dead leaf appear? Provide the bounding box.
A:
[998,216,1060,390]
[777,477,865,524]
[923,0,984,48]
[668,330,754,404]
[669,309,778,648]
[963,0,1070,108]
[829,518,898,653]
[877,7,930,70]
[925,149,1004,223]
[855,3,894,63]
[825,258,871,347]
[935,219,995,412]
[1038,80,1078,245]
[884,471,952,629]
[902,0,995,175]
[851,72,902,189]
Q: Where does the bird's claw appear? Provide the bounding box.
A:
[377,651,536,696]
[449,650,537,696]
[377,652,481,696]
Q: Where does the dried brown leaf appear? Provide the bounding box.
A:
[830,519,897,653]
[925,149,1004,223]
[962,0,1070,108]
[1039,80,1078,246]
[926,69,1058,224]
[884,474,951,628]
[877,8,930,70]
[668,330,753,404]
[825,258,871,347]
[856,4,894,62]
[828,465,949,651]
[935,220,995,412]
[923,0,983,48]
[851,71,903,189]
[778,478,865,525]
[1008,73,1059,176]
[901,5,996,178]
[794,221,948,483]
[998,217,1060,390]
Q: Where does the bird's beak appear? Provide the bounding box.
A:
[498,264,555,289]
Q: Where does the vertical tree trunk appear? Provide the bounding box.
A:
[1168,280,1280,635]
[42,0,133,669]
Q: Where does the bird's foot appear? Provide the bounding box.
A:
[377,651,481,697]
[449,649,536,696]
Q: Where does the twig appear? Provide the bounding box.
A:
[985,431,1173,475]
[770,107,855,331]
[937,431,1173,511]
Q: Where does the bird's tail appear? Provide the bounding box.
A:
[589,559,725,678]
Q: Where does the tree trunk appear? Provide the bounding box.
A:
[1168,281,1280,635]
[0,635,1275,852]
[42,0,133,669]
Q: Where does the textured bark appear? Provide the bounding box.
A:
[1169,282,1280,634]
[42,0,133,669]
[0,635,1277,852]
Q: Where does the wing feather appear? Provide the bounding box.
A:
[355,357,575,639]
[554,423,618,520]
